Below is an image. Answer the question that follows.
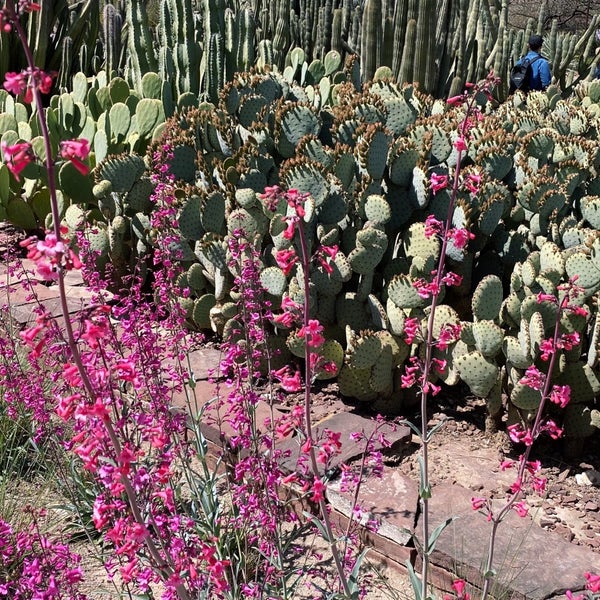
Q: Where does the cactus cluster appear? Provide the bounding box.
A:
[3,29,600,453]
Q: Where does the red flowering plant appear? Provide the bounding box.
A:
[397,73,501,600]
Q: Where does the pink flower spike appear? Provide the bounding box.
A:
[447,95,464,106]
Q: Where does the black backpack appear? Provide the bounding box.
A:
[509,55,542,93]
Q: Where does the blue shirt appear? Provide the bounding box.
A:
[517,50,552,90]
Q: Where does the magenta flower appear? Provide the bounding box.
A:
[272,366,302,392]
[297,319,325,348]
[512,501,528,517]
[454,136,468,152]
[519,365,545,390]
[450,227,475,249]
[424,215,444,238]
[60,138,90,175]
[549,384,570,408]
[1,140,34,178]
[3,70,27,95]
[585,572,600,592]
[310,477,326,502]
[275,248,298,275]
[430,173,449,194]
[403,317,420,344]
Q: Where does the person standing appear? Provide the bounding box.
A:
[516,34,552,91]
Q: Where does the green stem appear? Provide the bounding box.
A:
[480,292,570,600]
[296,217,351,598]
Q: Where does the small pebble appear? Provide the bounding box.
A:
[585,501,599,512]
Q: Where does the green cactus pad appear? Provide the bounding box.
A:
[337,365,378,401]
[388,142,419,187]
[388,274,426,309]
[528,312,546,357]
[503,336,532,369]
[455,351,499,398]
[193,294,217,330]
[201,191,226,234]
[97,154,146,193]
[178,195,205,241]
[471,320,504,358]
[500,290,525,328]
[227,207,268,239]
[357,125,392,180]
[347,332,382,370]
[563,405,598,439]
[557,360,600,404]
[370,342,394,393]
[362,194,391,225]
[520,295,559,333]
[336,292,372,331]
[510,381,542,411]
[281,161,328,207]
[472,275,503,322]
[315,339,344,380]
[565,252,600,296]
[187,263,207,295]
[403,222,441,260]
[260,266,287,297]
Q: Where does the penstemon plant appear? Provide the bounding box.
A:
[403,75,600,600]
[0,5,388,599]
[399,73,499,600]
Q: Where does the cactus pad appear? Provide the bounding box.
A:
[455,351,499,397]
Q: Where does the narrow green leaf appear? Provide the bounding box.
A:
[426,516,456,554]
[406,560,423,600]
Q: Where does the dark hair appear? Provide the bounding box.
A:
[528,34,543,50]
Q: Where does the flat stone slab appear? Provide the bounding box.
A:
[327,467,419,546]
[278,411,411,475]
[185,347,223,381]
[416,483,600,599]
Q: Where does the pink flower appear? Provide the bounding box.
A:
[272,366,302,392]
[450,227,475,249]
[451,579,470,600]
[297,319,325,348]
[454,136,468,152]
[549,384,570,408]
[541,419,563,440]
[275,248,298,275]
[519,365,545,390]
[1,140,34,178]
[471,497,486,510]
[463,173,481,194]
[539,339,554,361]
[424,215,444,238]
[442,271,463,287]
[430,173,449,194]
[60,139,90,175]
[436,323,461,351]
[310,478,326,502]
[3,71,27,96]
[585,572,600,593]
[512,501,528,517]
[500,459,514,471]
[403,317,420,344]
